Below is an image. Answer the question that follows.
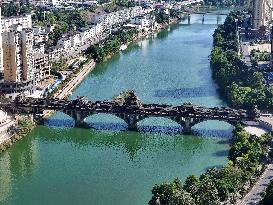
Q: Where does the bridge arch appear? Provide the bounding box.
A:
[191,119,238,128]
[136,116,183,133]
[191,119,234,137]
[84,113,128,131]
[44,111,76,127]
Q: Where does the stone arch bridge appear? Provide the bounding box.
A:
[1,94,260,134]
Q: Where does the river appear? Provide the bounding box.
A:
[0,14,231,205]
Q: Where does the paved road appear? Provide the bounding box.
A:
[54,60,96,99]
[236,164,273,205]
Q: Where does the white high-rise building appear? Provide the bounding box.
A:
[252,0,273,29]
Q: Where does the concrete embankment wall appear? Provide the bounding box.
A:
[257,120,273,132]
[244,120,273,133]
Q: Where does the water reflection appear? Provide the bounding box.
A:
[0,153,12,204]
[0,123,229,205]
[0,135,38,204]
[29,126,208,161]
[155,86,218,98]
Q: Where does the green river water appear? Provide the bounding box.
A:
[0,14,231,205]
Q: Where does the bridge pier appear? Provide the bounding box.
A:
[75,118,87,127]
[127,123,138,131]
[66,110,88,128]
[121,114,141,132]
[173,117,193,134]
[183,118,192,134]
[74,112,87,127]
[188,14,191,24]
[127,115,139,131]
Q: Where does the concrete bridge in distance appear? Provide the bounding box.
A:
[181,10,228,24]
[2,91,260,134]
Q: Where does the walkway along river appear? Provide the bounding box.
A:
[0,14,231,205]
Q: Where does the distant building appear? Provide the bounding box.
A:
[85,6,145,31]
[252,0,273,29]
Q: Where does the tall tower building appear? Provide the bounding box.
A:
[2,25,34,82]
[252,0,273,29]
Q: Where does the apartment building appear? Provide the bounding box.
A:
[33,26,50,44]
[130,15,155,30]
[1,0,34,4]
[2,25,34,82]
[32,0,49,5]
[33,43,46,54]
[69,31,82,47]
[57,36,72,50]
[1,25,35,98]
[33,53,51,84]
[252,0,273,29]
[86,6,144,30]
[1,14,32,32]
[79,26,96,42]
[30,0,65,5]
[46,46,64,61]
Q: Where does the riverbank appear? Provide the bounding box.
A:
[42,60,96,118]
[0,119,34,152]
[87,16,182,63]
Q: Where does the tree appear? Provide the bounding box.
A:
[228,83,252,108]
[183,175,199,196]
[170,190,196,205]
[195,176,220,205]
[247,72,265,88]
[1,2,31,17]
[149,182,174,205]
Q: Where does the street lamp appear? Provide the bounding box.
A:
[235,18,240,53]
